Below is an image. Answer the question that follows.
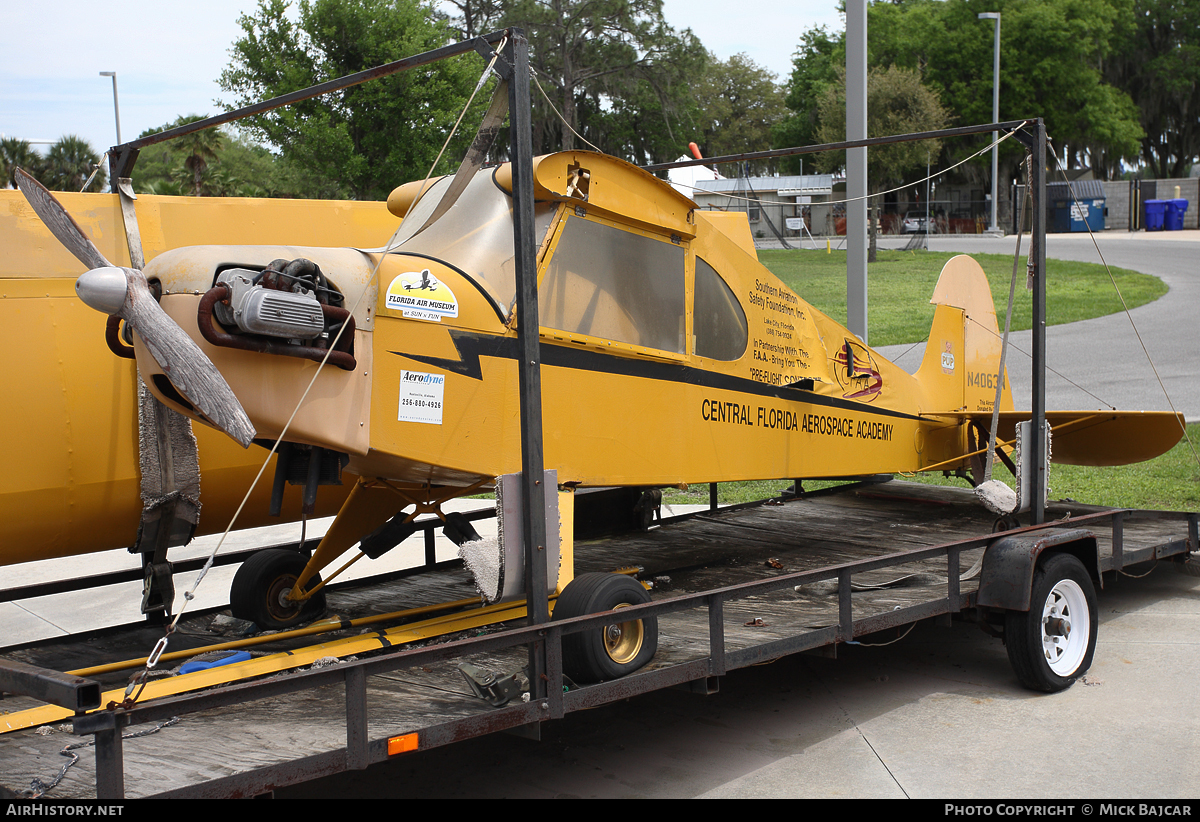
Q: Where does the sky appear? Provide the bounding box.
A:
[1,0,845,159]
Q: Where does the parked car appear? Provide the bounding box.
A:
[902,211,929,233]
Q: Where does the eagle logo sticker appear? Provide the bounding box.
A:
[834,338,883,402]
[385,270,459,322]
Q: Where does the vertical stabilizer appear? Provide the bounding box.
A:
[915,255,1013,415]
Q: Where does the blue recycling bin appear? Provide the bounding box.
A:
[1164,199,1189,231]
[1144,199,1166,231]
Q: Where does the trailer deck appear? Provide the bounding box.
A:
[1,480,1194,799]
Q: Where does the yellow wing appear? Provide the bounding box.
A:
[936,410,1186,466]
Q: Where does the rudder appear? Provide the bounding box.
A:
[915,255,1013,415]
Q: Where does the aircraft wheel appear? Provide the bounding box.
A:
[552,572,658,683]
[230,549,326,630]
[1004,553,1097,692]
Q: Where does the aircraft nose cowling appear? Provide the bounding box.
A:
[76,266,130,315]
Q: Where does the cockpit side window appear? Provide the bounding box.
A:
[539,215,686,354]
[694,256,748,361]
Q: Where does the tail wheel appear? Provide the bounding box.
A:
[553,572,658,683]
[1005,553,1098,692]
[230,549,326,630]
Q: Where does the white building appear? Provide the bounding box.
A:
[689,173,838,239]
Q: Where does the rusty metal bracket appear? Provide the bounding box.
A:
[471,36,512,80]
[115,178,144,269]
[0,659,101,711]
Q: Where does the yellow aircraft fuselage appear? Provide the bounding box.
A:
[127,154,979,494]
[132,151,1181,502]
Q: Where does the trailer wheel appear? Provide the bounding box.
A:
[1005,553,1097,692]
[553,572,658,683]
[230,549,326,630]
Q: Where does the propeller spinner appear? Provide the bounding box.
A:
[15,168,256,447]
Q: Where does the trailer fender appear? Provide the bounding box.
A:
[977,528,1100,612]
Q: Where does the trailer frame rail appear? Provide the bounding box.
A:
[54,504,1194,799]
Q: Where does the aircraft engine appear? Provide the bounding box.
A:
[213,269,326,340]
[198,257,357,371]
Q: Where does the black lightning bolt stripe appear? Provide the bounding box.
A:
[395,330,518,380]
[390,329,921,422]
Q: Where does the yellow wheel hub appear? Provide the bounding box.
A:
[603,604,644,665]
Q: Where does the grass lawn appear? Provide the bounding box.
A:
[664,424,1200,512]
[757,248,1166,347]
[898,422,1200,511]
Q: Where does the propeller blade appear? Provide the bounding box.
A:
[14,168,111,270]
[16,167,256,447]
[122,270,256,447]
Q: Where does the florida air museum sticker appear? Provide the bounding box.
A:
[385,269,459,322]
[399,370,445,425]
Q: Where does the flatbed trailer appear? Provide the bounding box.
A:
[1,479,1195,799]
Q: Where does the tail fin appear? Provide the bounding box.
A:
[915,255,1013,415]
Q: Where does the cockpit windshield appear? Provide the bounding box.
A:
[390,169,555,313]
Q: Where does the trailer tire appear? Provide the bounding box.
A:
[553,572,657,683]
[231,549,326,630]
[1005,553,1097,692]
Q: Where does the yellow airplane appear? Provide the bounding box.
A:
[15,152,1183,681]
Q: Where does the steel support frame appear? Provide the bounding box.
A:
[0,659,100,712]
[1013,120,1048,524]
[643,120,1031,174]
[503,34,551,703]
[1031,121,1048,524]
[105,32,511,181]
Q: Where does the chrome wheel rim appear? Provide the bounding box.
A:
[1041,578,1089,676]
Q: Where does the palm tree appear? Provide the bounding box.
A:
[167,115,224,196]
[1,138,43,189]
[41,135,105,192]
[140,178,189,196]
[169,162,240,196]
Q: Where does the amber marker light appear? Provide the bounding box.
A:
[388,733,419,755]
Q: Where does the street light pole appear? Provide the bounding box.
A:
[99,72,121,145]
[978,13,1000,233]
[846,0,868,342]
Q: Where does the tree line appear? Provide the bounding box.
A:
[6,0,1194,197]
[777,0,1197,183]
[217,0,787,199]
[2,136,107,193]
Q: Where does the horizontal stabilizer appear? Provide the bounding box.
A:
[933,410,1185,467]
